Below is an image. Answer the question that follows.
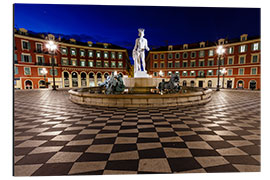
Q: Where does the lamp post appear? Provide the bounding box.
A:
[216,46,225,91]
[40,68,48,88]
[45,40,57,90]
[221,68,227,89]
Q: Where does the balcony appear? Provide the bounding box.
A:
[196,75,206,78]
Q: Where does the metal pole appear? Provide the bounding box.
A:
[51,53,56,90]
[216,56,220,91]
[222,73,225,89]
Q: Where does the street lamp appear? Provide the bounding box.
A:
[45,40,57,90]
[221,68,227,89]
[216,45,225,91]
[40,68,48,88]
[159,70,163,77]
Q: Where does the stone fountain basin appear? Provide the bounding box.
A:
[68,88,212,108]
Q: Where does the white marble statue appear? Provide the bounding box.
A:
[133,28,150,77]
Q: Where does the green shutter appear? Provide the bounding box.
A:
[29,55,32,62]
[238,46,241,53]
[245,45,248,52]
[28,42,31,49]
[14,54,17,61]
[21,55,24,62]
[251,44,254,51]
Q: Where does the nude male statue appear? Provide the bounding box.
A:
[133,28,150,74]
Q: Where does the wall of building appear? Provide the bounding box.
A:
[146,35,260,90]
[14,29,131,89]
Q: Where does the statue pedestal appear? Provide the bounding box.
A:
[123,77,163,88]
[134,71,150,78]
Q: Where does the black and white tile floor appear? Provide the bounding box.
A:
[14,89,260,176]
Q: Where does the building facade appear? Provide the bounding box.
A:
[14,28,132,89]
[146,34,260,90]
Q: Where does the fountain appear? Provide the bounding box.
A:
[68,28,212,107]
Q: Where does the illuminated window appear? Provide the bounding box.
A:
[89,61,93,67]
[104,52,109,59]
[118,52,123,59]
[111,61,116,68]
[239,45,247,53]
[182,71,187,76]
[80,60,86,67]
[88,50,93,57]
[104,61,109,67]
[80,50,85,57]
[71,49,76,56]
[252,43,260,51]
[118,61,123,68]
[209,50,214,56]
[228,47,234,54]
[96,52,101,58]
[111,52,116,59]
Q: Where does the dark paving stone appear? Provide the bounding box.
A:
[224,155,260,165]
[138,148,166,159]
[92,138,116,145]
[111,144,138,153]
[207,141,235,149]
[16,152,56,165]
[181,135,203,141]
[105,160,139,171]
[161,142,187,148]
[190,149,220,157]
[14,147,35,156]
[205,164,239,173]
[239,145,260,155]
[76,153,109,162]
[168,157,202,172]
[60,145,89,152]
[32,163,73,176]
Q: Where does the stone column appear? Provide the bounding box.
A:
[69,73,72,88]
[94,74,97,86]
[78,73,81,88]
[86,73,90,87]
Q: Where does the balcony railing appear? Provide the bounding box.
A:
[196,75,206,78]
[36,62,58,66]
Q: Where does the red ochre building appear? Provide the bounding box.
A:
[146,34,260,90]
[14,28,132,89]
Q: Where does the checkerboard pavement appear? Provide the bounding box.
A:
[14,89,260,176]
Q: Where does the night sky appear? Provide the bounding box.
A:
[14,4,260,63]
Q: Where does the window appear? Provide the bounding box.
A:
[207,70,213,76]
[15,66,18,75]
[61,58,69,65]
[199,60,204,67]
[168,71,172,76]
[89,61,93,67]
[50,69,58,76]
[198,71,204,76]
[104,52,109,59]
[111,61,116,68]
[153,72,158,77]
[183,52,188,59]
[239,68,244,75]
[251,68,257,75]
[80,60,86,67]
[118,61,123,68]
[111,52,116,59]
[228,57,233,65]
[21,54,32,62]
[36,43,42,52]
[175,53,180,59]
[80,50,85,57]
[182,71,187,76]
[191,52,196,58]
[190,61,196,67]
[228,69,233,76]
[22,41,30,50]
[182,61,188,67]
[219,58,224,66]
[71,59,77,66]
[104,61,109,68]
[168,61,173,68]
[209,50,214,57]
[175,61,180,68]
[96,52,101,58]
[228,47,234,54]
[199,51,205,57]
[71,49,76,56]
[96,61,102,67]
[153,54,158,60]
[38,68,43,75]
[118,52,123,59]
[24,67,31,75]
[61,47,67,55]
[168,53,173,60]
[88,50,93,58]
[14,54,18,62]
[239,45,247,53]
[216,70,222,75]
[252,55,258,63]
[208,60,213,66]
[175,71,179,76]
[160,54,165,60]
[252,42,260,51]
[153,62,158,68]
[37,56,44,64]
[239,56,245,64]
[190,71,195,76]
[160,62,165,68]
